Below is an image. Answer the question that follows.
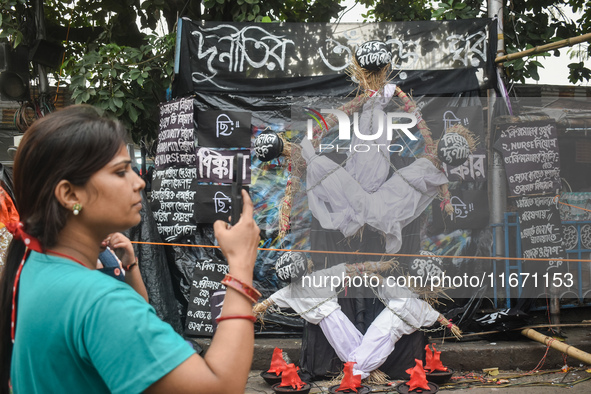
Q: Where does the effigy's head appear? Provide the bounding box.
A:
[254,130,284,162]
[274,251,308,284]
[435,123,479,168]
[354,41,392,72]
[349,41,393,94]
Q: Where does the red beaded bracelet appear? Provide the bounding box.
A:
[221,274,261,304]
[215,315,257,324]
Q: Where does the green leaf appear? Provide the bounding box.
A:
[128,105,139,123]
[261,16,272,22]
[112,97,123,108]
[14,31,22,47]
[129,69,141,80]
[513,58,526,70]
[80,91,90,102]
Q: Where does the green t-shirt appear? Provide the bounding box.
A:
[11,251,195,393]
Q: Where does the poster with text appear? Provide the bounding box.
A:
[197,110,252,148]
[154,97,196,169]
[431,189,489,232]
[193,185,250,224]
[196,147,252,184]
[151,97,198,242]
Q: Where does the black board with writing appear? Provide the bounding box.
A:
[515,196,566,298]
[494,120,561,196]
[185,257,229,337]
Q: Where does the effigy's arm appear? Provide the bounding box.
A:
[437,314,463,339]
[394,86,453,216]
[310,94,371,148]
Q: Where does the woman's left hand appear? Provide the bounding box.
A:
[101,232,135,269]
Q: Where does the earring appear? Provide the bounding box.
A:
[73,203,82,215]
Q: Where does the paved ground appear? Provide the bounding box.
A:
[245,367,591,393]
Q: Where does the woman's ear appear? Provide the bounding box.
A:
[54,179,80,211]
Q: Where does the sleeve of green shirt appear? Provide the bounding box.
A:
[80,287,195,394]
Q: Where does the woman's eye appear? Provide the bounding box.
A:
[116,170,127,177]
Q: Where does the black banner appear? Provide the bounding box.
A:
[196,110,252,148]
[431,189,489,232]
[174,19,497,95]
[151,99,199,242]
[150,167,198,242]
[494,120,561,197]
[441,149,486,181]
[193,184,250,224]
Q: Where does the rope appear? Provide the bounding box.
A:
[130,241,591,263]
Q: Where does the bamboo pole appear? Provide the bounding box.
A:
[430,322,591,340]
[495,32,591,63]
[521,328,591,365]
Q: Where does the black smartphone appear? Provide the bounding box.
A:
[231,152,243,225]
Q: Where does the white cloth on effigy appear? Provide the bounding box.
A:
[268,263,363,361]
[348,285,440,379]
[344,84,397,193]
[301,137,448,253]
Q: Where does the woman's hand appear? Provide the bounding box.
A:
[213,189,260,281]
[101,232,148,301]
[102,232,135,269]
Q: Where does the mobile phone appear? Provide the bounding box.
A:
[231,152,243,225]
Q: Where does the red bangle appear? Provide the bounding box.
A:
[221,274,261,304]
[125,257,138,271]
[215,315,256,324]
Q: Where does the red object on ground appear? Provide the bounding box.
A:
[424,343,448,372]
[279,363,305,390]
[267,347,288,375]
[336,361,362,392]
[405,359,431,392]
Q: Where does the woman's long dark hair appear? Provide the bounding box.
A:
[0,105,128,393]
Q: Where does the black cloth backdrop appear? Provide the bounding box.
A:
[143,18,499,378]
[124,190,184,334]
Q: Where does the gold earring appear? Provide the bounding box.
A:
[73,203,82,215]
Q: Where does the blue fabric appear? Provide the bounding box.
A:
[11,251,195,394]
[98,248,125,281]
